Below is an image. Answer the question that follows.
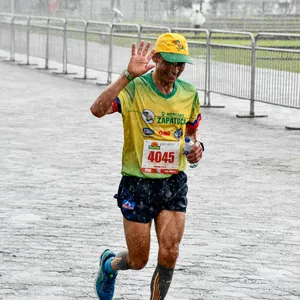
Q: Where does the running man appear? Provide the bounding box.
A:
[90,32,204,300]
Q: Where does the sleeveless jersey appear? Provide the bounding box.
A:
[116,71,201,178]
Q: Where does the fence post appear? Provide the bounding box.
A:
[74,20,97,80]
[4,14,22,63]
[36,17,56,70]
[107,24,113,84]
[45,18,50,69]
[236,33,267,118]
[203,30,225,108]
[83,20,90,79]
[52,18,76,75]
[249,36,256,116]
[62,19,67,74]
[25,16,30,65]
[17,16,38,66]
[10,15,15,61]
[204,29,209,106]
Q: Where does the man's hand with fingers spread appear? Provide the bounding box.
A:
[126,40,156,79]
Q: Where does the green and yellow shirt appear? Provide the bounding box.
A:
[112,71,201,178]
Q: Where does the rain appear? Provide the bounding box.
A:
[0,0,300,300]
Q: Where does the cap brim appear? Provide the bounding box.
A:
[160,52,193,64]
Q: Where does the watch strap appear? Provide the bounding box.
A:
[195,140,205,151]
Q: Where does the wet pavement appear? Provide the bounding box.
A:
[0,59,300,300]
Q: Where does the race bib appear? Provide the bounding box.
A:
[141,140,180,174]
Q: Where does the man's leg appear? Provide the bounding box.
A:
[96,174,158,299]
[150,210,186,300]
[95,218,151,299]
[110,217,152,271]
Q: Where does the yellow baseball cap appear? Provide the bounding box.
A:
[154,33,193,64]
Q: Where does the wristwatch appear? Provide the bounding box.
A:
[195,141,205,151]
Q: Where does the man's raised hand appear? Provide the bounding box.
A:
[127,41,156,79]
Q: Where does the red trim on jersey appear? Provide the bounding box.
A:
[186,113,201,130]
[111,99,118,113]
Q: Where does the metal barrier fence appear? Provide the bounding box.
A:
[2,0,300,32]
[0,13,299,116]
[255,32,300,109]
[0,13,12,59]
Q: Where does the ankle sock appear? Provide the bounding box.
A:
[104,257,116,275]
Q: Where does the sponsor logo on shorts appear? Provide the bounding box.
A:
[122,200,135,210]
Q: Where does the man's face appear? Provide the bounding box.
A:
[154,54,186,85]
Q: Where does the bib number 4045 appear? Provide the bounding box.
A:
[147,151,175,164]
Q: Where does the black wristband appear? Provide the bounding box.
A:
[195,141,204,151]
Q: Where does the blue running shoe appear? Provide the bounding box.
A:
[95,249,118,300]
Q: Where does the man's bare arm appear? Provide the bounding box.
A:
[90,41,156,118]
[90,73,130,118]
[185,127,199,142]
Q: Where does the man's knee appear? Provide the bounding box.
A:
[128,256,149,270]
[159,244,180,265]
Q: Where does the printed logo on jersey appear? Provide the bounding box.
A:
[174,128,183,140]
[149,141,160,150]
[159,130,170,136]
[142,109,155,124]
[143,128,154,136]
[157,112,186,125]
